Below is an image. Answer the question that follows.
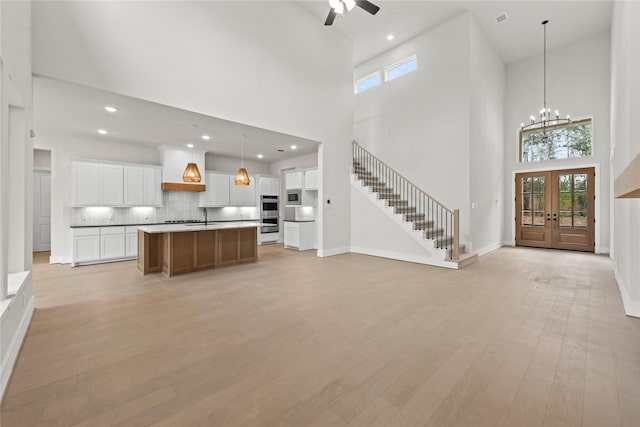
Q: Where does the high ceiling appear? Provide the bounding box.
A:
[295,0,613,65]
[33,1,613,161]
[34,76,319,162]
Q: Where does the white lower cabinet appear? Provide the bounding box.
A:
[73,229,100,263]
[101,227,125,259]
[125,227,138,257]
[284,221,315,251]
[73,226,137,266]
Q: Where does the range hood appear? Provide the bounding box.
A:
[615,152,640,198]
[160,146,207,192]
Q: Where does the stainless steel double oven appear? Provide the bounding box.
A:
[260,195,280,243]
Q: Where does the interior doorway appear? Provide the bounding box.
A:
[515,167,595,252]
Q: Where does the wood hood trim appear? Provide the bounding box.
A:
[615,152,640,198]
[161,183,206,192]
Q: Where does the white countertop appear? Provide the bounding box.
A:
[138,221,260,234]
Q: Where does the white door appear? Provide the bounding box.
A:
[33,171,51,252]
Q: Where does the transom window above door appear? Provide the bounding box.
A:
[520,118,592,163]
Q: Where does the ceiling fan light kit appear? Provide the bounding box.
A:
[324,0,380,26]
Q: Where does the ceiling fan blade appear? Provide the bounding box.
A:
[356,0,380,15]
[324,9,337,26]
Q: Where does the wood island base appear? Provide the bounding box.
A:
[137,227,257,277]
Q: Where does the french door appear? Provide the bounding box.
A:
[515,167,595,252]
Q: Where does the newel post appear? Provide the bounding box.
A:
[453,209,460,261]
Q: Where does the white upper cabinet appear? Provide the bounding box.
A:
[285,171,304,189]
[230,175,256,206]
[258,176,280,196]
[200,173,257,207]
[144,167,163,206]
[124,166,162,206]
[100,164,124,206]
[124,166,145,206]
[199,173,230,207]
[304,168,318,190]
[73,161,162,207]
[72,162,101,206]
[72,162,123,206]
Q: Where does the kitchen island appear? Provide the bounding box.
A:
[137,221,259,277]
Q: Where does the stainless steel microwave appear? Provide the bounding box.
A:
[286,189,302,206]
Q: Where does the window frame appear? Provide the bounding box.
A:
[384,54,418,82]
[518,117,594,164]
[354,71,382,94]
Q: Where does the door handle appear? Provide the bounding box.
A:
[552,213,557,221]
[546,213,551,221]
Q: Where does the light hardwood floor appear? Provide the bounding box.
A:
[1,245,638,426]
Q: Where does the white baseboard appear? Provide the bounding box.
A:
[1,296,35,401]
[476,242,503,257]
[317,246,350,257]
[501,240,516,247]
[350,246,457,269]
[614,269,640,318]
[596,247,610,255]
[49,255,72,265]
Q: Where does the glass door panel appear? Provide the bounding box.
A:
[516,172,551,248]
[516,168,594,252]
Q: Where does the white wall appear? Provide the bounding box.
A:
[32,1,353,255]
[611,1,640,317]
[269,152,318,176]
[0,0,34,401]
[206,154,271,175]
[469,18,505,255]
[354,13,472,245]
[503,32,611,253]
[353,13,506,254]
[33,148,51,169]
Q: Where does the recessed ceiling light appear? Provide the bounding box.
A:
[97,129,108,135]
[257,154,263,159]
[291,145,297,150]
[104,106,117,113]
[187,143,194,148]
[202,135,210,140]
[387,34,394,41]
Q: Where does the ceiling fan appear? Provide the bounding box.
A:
[325,0,380,26]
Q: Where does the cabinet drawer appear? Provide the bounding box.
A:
[73,228,100,237]
[100,226,125,235]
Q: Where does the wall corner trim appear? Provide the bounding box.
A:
[614,269,640,318]
[1,296,35,402]
[317,247,350,258]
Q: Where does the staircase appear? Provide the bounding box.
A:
[352,141,477,269]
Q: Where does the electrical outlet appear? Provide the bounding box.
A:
[81,214,87,221]
[326,198,331,210]
[109,214,114,220]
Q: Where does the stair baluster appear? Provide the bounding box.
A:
[352,140,461,261]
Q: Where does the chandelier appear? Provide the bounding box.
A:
[520,20,571,136]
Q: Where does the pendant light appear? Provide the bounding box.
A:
[520,20,571,133]
[235,138,250,186]
[183,146,201,183]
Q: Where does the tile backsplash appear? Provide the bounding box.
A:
[71,191,259,226]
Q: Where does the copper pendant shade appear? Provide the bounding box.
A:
[183,162,202,183]
[235,138,250,186]
[234,167,250,186]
